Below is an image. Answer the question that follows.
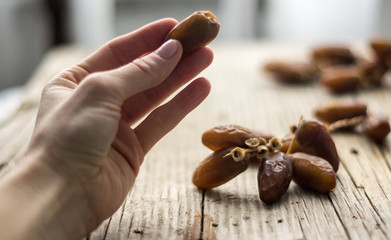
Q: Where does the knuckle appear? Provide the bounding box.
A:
[81,73,114,95]
[42,82,53,95]
[132,58,162,85]
[40,83,54,102]
[56,66,89,83]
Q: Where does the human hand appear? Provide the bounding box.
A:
[17,18,213,239]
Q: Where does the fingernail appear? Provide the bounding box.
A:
[155,40,178,59]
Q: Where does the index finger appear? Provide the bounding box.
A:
[77,18,178,78]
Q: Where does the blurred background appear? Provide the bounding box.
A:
[0,0,391,123]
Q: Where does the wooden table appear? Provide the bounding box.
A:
[1,43,391,239]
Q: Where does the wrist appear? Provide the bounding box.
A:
[0,150,96,240]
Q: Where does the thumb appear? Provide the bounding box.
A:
[78,39,183,103]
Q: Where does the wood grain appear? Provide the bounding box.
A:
[1,43,391,239]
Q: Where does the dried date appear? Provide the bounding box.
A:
[311,46,356,69]
[289,119,340,172]
[202,124,272,151]
[314,101,367,123]
[290,152,336,193]
[192,147,250,189]
[166,11,220,56]
[257,152,293,204]
[361,114,391,143]
[263,61,317,84]
[319,66,361,94]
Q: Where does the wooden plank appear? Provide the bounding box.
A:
[334,134,391,237]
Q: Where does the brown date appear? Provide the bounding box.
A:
[166,11,219,56]
[263,61,317,84]
[361,114,390,143]
[314,101,367,123]
[358,58,387,87]
[192,147,250,189]
[319,66,361,94]
[311,46,356,69]
[370,38,391,69]
[290,152,336,193]
[289,119,340,172]
[257,152,292,204]
[202,124,272,151]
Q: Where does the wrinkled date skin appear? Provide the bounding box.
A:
[314,101,367,123]
[263,61,317,84]
[311,46,356,69]
[257,152,293,204]
[192,147,249,189]
[319,66,361,94]
[361,114,391,143]
[202,124,272,151]
[289,120,340,172]
[290,152,336,193]
[166,11,220,56]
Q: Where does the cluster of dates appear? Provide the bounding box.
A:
[313,101,390,143]
[263,38,391,94]
[192,120,339,204]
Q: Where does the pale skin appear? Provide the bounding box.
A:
[0,18,213,240]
